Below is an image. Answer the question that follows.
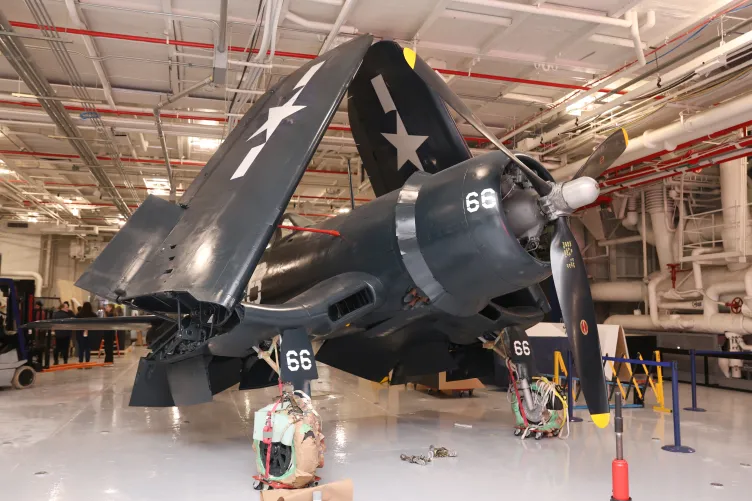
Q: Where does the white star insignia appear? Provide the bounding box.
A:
[231,61,325,180]
[381,113,429,171]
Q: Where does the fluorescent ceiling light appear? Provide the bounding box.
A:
[566,95,597,116]
[189,137,221,151]
[143,177,171,196]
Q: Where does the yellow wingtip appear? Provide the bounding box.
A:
[622,128,629,146]
[403,47,417,69]
[591,413,610,428]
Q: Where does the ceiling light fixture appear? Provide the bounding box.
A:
[188,137,222,151]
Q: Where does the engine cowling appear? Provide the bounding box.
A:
[395,151,552,317]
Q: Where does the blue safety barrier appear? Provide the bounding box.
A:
[679,349,752,413]
[564,352,694,454]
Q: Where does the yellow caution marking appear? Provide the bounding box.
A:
[591,413,610,428]
[622,128,629,146]
[403,47,417,69]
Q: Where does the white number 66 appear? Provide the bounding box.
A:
[513,340,530,357]
[286,349,313,371]
[465,188,497,213]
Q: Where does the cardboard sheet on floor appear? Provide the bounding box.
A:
[259,479,353,501]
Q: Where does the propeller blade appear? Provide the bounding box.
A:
[550,218,610,428]
[403,47,551,196]
[573,128,629,180]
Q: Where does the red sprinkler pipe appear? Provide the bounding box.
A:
[277,225,341,237]
[0,149,348,175]
[436,68,626,94]
[7,20,621,94]
[0,85,491,144]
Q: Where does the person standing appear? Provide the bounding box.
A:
[76,302,97,367]
[103,303,117,365]
[29,301,50,369]
[51,301,74,365]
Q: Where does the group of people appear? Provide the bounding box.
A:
[32,300,122,368]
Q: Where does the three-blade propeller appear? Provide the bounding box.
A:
[404,47,629,428]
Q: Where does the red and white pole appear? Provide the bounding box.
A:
[611,393,631,501]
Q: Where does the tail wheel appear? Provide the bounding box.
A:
[12,366,36,389]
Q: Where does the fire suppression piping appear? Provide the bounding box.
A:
[6,20,622,94]
[0,149,350,175]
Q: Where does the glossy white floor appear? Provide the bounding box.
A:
[2,349,751,501]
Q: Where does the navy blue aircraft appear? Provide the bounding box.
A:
[29,36,629,428]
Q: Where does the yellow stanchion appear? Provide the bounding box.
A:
[554,350,669,413]
[624,358,643,401]
[554,350,567,385]
[652,350,671,414]
[608,361,627,400]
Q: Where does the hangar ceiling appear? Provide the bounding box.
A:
[0,0,750,234]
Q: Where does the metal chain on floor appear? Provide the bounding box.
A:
[400,445,457,465]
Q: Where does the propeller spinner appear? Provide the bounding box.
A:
[403,47,629,428]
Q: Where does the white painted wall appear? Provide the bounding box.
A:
[48,237,90,305]
[0,232,42,274]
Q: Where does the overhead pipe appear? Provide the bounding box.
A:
[589,33,646,49]
[605,312,752,334]
[597,235,643,247]
[212,0,229,85]
[0,12,131,217]
[319,0,359,54]
[545,25,752,158]
[626,10,647,67]
[659,301,702,311]
[0,148,351,175]
[284,11,357,34]
[703,282,746,317]
[63,0,117,108]
[440,9,512,27]
[554,91,752,181]
[6,20,620,93]
[153,76,213,201]
[4,179,374,202]
[454,0,633,28]
[591,281,646,302]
